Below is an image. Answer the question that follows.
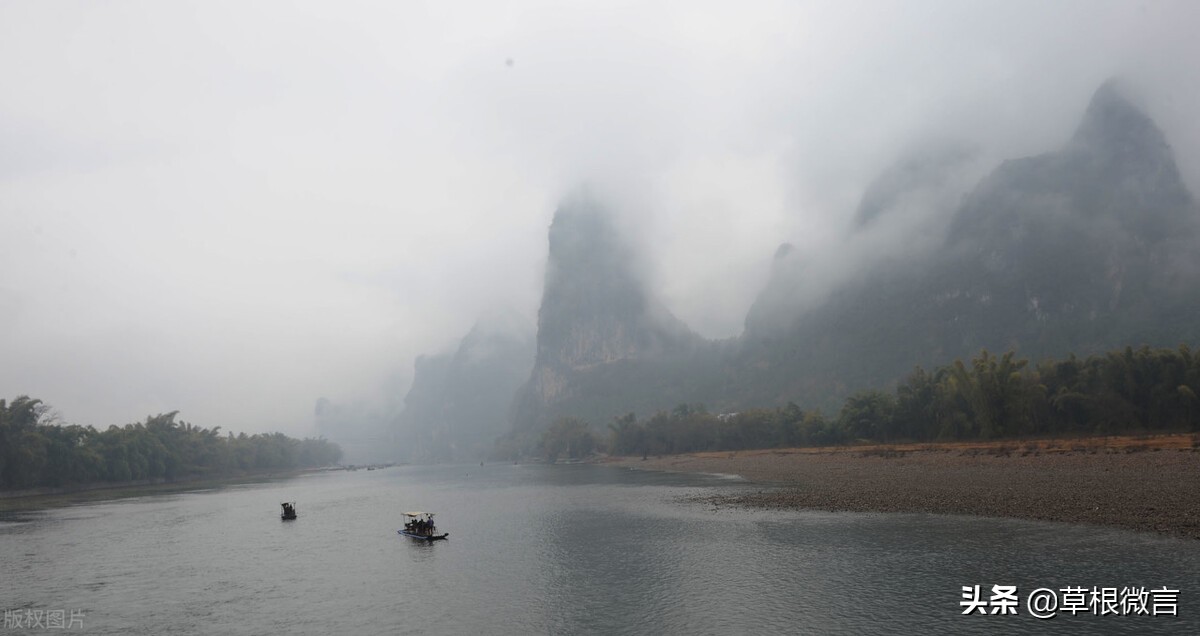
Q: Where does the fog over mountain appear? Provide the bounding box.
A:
[508,192,712,429]
[2,1,1198,448]
[482,81,1200,445]
[393,310,534,462]
[735,81,1200,410]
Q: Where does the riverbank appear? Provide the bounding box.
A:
[609,434,1200,540]
[0,467,338,513]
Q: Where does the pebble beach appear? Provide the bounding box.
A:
[612,437,1200,539]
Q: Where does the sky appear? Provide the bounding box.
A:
[2,0,1198,436]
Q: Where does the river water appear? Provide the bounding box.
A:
[2,464,1197,634]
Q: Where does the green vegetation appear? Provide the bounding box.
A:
[604,345,1200,456]
[539,417,597,461]
[0,397,342,491]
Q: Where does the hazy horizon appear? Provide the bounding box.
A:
[3,0,1198,436]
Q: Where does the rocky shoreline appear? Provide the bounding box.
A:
[611,438,1200,540]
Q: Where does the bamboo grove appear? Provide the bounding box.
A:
[596,345,1200,459]
[0,399,342,490]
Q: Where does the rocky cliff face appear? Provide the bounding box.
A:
[736,81,1200,410]
[510,194,708,429]
[498,80,1200,442]
[950,80,1193,248]
[931,80,1199,353]
[395,314,534,461]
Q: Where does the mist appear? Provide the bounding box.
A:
[2,0,1198,437]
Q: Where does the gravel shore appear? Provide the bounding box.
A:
[611,443,1200,539]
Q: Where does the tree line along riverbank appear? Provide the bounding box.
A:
[0,396,342,492]
[532,345,1200,462]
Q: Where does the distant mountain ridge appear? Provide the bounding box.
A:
[394,314,534,461]
[735,80,1200,410]
[501,80,1200,435]
[390,81,1200,456]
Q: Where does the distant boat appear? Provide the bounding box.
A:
[281,502,297,521]
[398,511,448,541]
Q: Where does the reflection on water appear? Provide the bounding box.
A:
[1,464,1196,635]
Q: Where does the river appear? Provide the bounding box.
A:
[2,464,1197,634]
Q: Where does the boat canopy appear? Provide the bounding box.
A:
[403,511,434,517]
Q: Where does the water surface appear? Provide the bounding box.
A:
[2,464,1196,634]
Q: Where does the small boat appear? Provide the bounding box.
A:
[281,502,297,521]
[398,511,448,541]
